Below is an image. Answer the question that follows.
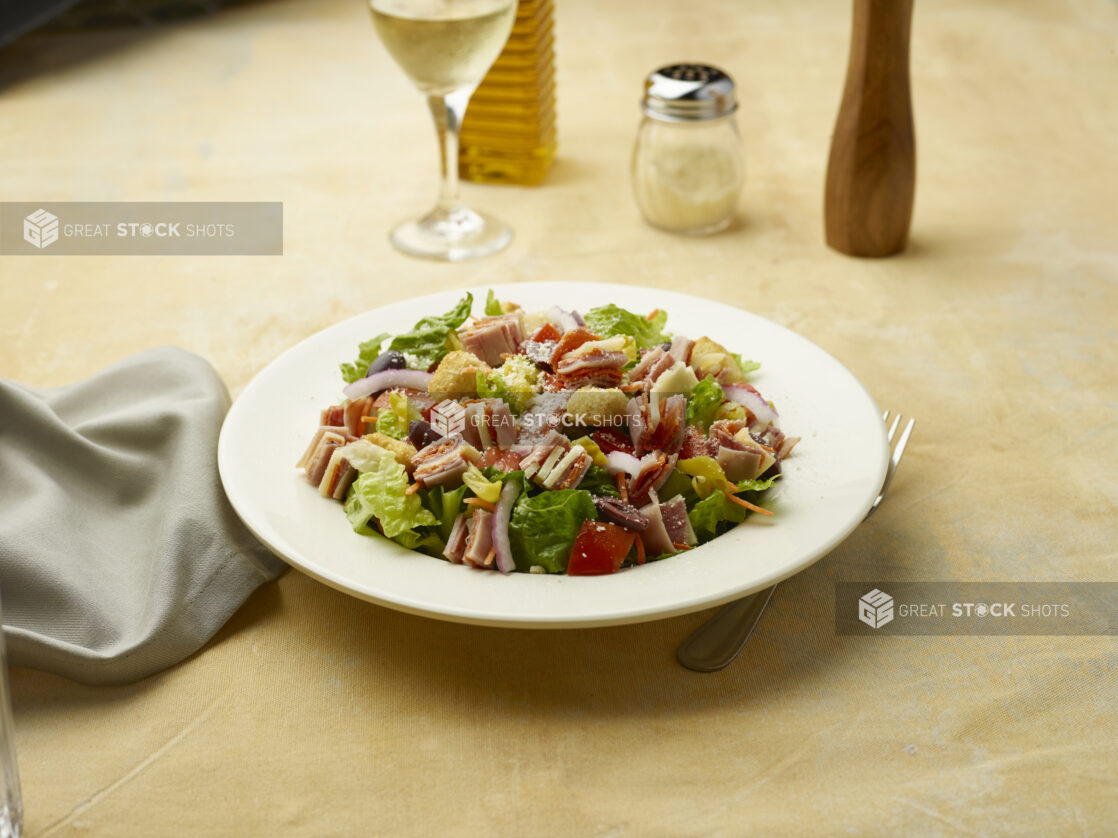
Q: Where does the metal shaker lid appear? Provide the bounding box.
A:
[641,63,738,122]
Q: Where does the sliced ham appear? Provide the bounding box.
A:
[660,496,697,547]
[305,431,347,487]
[320,404,345,427]
[717,446,764,482]
[443,513,469,564]
[459,313,525,366]
[463,509,495,568]
[411,435,482,488]
[343,396,372,437]
[297,425,356,470]
[318,449,358,500]
[668,336,694,365]
[637,499,676,557]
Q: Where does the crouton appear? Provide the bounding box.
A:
[428,350,491,400]
[691,337,746,385]
[565,387,629,427]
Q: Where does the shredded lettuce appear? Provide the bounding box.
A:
[339,333,391,384]
[484,289,503,316]
[508,489,598,573]
[462,464,503,504]
[686,376,724,431]
[374,391,417,440]
[583,304,669,350]
[343,446,436,540]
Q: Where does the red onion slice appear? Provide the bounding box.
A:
[491,479,522,574]
[723,384,779,428]
[342,368,433,401]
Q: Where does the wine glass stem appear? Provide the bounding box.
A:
[427,90,471,214]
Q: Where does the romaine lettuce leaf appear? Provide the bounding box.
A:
[583,304,669,350]
[387,292,473,370]
[686,376,724,431]
[508,489,598,573]
[735,474,781,493]
[484,289,503,316]
[730,353,761,376]
[343,446,436,539]
[341,294,473,379]
[577,465,620,497]
[339,333,390,384]
[374,391,417,440]
[688,492,751,542]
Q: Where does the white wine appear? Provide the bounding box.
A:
[370,0,517,96]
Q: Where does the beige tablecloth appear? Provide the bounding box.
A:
[2,1,1116,835]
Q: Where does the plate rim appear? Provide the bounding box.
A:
[218,281,889,628]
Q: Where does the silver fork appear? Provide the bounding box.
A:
[676,411,916,672]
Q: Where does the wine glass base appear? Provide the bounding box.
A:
[390,205,512,262]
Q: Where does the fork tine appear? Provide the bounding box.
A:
[891,417,916,470]
[887,412,902,443]
[882,409,891,424]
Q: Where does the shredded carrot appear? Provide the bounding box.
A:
[635,536,646,565]
[646,308,660,321]
[360,415,377,424]
[619,382,645,392]
[724,490,774,516]
[405,482,421,495]
[616,472,629,504]
[464,497,496,512]
[483,548,496,567]
[672,542,693,551]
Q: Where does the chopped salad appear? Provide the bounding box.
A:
[297,291,798,575]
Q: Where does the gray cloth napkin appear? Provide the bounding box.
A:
[0,347,286,685]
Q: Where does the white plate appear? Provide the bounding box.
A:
[218,282,887,628]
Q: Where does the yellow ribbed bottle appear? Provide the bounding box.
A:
[458,0,556,185]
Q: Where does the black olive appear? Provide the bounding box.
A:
[408,420,444,451]
[593,496,650,531]
[366,350,407,377]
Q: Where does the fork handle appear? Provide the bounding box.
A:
[677,586,777,672]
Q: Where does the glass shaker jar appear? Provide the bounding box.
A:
[631,63,745,235]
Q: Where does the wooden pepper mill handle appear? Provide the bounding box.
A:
[824,0,916,257]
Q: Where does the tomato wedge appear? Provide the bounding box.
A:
[567,520,637,576]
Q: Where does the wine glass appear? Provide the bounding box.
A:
[369,0,517,262]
